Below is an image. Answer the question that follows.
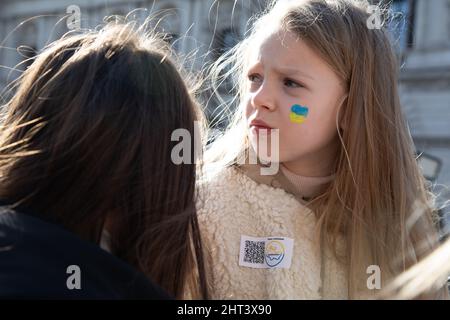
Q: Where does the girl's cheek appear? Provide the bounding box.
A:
[288,104,309,125]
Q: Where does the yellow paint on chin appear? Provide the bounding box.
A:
[289,113,306,124]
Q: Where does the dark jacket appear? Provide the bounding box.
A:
[0,206,173,299]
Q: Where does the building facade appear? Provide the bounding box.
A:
[396,0,450,233]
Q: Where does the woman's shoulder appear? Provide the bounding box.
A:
[0,208,171,299]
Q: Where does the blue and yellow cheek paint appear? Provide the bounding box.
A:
[289,104,309,124]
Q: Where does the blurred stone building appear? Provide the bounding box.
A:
[0,0,259,89]
[390,0,450,233]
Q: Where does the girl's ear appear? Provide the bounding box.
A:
[337,94,348,131]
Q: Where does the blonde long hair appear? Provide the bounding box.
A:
[205,0,446,298]
[381,238,450,299]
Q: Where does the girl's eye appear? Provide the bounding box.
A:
[284,78,303,88]
[248,74,262,83]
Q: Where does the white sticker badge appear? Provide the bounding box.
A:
[239,235,294,269]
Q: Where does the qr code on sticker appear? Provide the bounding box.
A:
[243,240,265,264]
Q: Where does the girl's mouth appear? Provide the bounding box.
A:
[249,119,273,134]
[250,126,272,135]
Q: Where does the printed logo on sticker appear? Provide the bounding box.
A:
[239,235,294,269]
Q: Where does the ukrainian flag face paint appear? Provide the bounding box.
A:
[289,104,309,124]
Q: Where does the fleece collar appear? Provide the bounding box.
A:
[236,161,312,205]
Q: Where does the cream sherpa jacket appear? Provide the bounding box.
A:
[196,164,348,299]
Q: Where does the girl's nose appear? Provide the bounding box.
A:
[251,82,276,112]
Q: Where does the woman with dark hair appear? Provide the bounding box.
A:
[0,22,208,299]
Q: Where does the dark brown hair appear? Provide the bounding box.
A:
[0,22,208,299]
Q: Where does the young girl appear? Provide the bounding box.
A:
[196,0,448,299]
[0,22,208,299]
